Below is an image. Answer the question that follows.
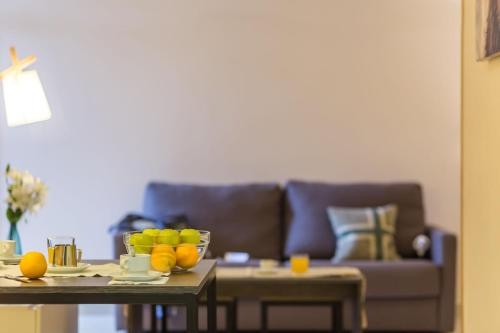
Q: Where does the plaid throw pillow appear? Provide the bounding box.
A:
[327,204,401,261]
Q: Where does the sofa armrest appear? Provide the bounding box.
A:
[428,226,457,332]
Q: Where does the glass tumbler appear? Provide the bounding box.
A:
[47,236,81,267]
[290,253,310,274]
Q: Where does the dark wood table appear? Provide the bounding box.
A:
[217,268,364,333]
[0,259,217,333]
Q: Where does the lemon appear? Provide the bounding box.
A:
[20,252,47,279]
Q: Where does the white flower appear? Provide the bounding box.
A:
[6,169,22,182]
[5,166,47,217]
[21,172,34,186]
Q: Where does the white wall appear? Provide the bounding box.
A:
[0,0,460,259]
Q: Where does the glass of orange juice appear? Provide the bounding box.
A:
[47,246,55,265]
[290,254,309,274]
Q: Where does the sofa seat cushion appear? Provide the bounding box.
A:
[309,259,440,298]
[143,182,282,259]
[284,181,426,258]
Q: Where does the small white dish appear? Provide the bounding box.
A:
[255,268,279,275]
[256,259,279,275]
[259,259,279,270]
[47,262,91,274]
[112,271,162,282]
[0,254,22,265]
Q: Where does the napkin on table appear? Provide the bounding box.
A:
[45,263,122,277]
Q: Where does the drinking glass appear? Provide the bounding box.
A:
[290,253,309,274]
[47,236,80,266]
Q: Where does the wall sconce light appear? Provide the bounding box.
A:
[0,47,51,127]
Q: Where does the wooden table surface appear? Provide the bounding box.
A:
[0,259,217,304]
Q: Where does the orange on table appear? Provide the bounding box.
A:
[151,244,176,272]
[175,244,199,269]
[20,252,47,279]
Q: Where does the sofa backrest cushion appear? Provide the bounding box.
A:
[284,180,426,259]
[143,182,282,259]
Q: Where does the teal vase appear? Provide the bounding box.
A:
[8,223,22,255]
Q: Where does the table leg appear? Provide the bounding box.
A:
[260,302,268,333]
[127,304,143,333]
[151,304,157,333]
[161,305,168,333]
[331,302,342,333]
[187,297,199,333]
[227,299,237,333]
[207,276,217,333]
[351,287,362,333]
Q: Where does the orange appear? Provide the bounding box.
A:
[175,244,199,269]
[20,252,47,279]
[152,244,175,255]
[151,244,176,272]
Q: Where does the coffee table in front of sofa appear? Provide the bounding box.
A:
[216,267,364,333]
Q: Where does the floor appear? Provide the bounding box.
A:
[79,305,122,333]
[78,304,462,333]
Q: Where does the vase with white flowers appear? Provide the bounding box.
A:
[5,165,47,255]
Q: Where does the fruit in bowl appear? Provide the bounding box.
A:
[123,229,210,272]
[176,244,199,269]
[151,244,176,273]
[143,228,161,239]
[129,233,154,254]
[157,229,180,245]
[180,229,201,244]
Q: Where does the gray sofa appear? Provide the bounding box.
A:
[114,180,456,332]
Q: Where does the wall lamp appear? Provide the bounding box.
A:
[0,47,51,127]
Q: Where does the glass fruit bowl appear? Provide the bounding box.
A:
[123,229,210,272]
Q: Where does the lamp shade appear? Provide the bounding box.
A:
[2,70,51,127]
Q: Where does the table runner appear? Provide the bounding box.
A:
[217,266,362,279]
[0,263,171,285]
[0,263,122,277]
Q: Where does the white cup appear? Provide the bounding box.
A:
[120,254,150,276]
[0,240,16,258]
[260,259,279,270]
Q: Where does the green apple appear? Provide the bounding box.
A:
[143,228,160,241]
[157,229,180,246]
[180,229,201,244]
[129,233,139,245]
[130,233,154,254]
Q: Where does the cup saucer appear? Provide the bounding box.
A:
[255,267,279,275]
[47,262,91,274]
[0,254,22,265]
[112,271,162,282]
